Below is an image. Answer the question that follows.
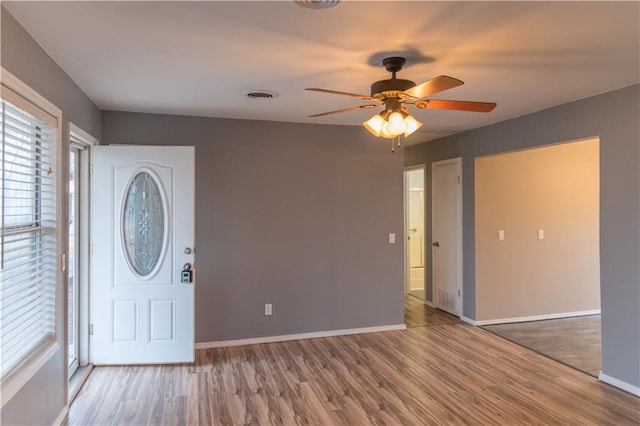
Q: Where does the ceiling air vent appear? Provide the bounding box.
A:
[245,90,278,100]
[293,0,341,10]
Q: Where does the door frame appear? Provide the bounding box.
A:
[431,157,463,317]
[403,165,426,298]
[69,124,97,368]
[66,123,97,402]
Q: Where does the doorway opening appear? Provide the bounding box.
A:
[404,166,425,301]
[475,137,601,377]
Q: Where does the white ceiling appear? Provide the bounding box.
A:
[5,1,639,144]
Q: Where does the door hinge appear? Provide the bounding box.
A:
[90,163,95,174]
[61,254,66,272]
[457,175,460,183]
[89,324,94,335]
[458,289,461,297]
[89,243,94,255]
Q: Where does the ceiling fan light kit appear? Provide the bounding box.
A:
[306,56,497,152]
[363,109,423,139]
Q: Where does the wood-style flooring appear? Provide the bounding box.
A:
[69,307,639,425]
[404,294,460,328]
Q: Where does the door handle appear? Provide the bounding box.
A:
[432,241,440,247]
[409,228,418,232]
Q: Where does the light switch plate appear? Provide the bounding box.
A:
[498,230,505,241]
[389,233,396,244]
[538,229,544,240]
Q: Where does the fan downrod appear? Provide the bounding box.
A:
[382,57,407,75]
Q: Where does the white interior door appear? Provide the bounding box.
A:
[432,158,462,316]
[90,146,195,364]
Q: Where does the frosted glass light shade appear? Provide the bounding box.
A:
[363,109,422,140]
[380,122,396,139]
[363,114,385,137]
[404,115,423,137]
[386,111,407,136]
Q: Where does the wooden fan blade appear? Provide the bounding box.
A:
[308,104,378,118]
[306,88,376,101]
[414,99,497,112]
[402,76,464,100]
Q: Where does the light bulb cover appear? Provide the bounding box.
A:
[403,115,423,137]
[380,121,396,139]
[386,111,407,136]
[363,114,385,137]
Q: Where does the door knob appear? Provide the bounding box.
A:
[432,241,440,247]
[184,247,193,255]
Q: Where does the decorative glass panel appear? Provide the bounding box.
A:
[122,171,165,277]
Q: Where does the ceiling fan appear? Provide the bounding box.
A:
[306,56,496,145]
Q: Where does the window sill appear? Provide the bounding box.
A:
[1,341,59,408]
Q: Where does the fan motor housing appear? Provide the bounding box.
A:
[371,78,416,97]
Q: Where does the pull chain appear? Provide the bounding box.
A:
[390,135,403,153]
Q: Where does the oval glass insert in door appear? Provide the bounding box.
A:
[122,170,167,277]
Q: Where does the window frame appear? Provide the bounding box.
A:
[1,68,63,408]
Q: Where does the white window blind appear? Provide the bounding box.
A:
[0,96,58,379]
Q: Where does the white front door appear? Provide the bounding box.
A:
[432,158,462,316]
[90,146,195,364]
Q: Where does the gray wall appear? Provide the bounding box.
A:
[1,7,102,426]
[405,84,640,389]
[102,112,405,343]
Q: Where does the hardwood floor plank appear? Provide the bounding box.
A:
[69,323,640,425]
[404,294,460,328]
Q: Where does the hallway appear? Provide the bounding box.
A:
[404,294,461,328]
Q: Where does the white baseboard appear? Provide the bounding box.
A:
[425,300,435,308]
[53,405,68,426]
[461,316,477,325]
[598,371,640,396]
[195,324,407,350]
[470,309,601,326]
[69,364,94,404]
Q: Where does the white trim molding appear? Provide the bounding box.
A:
[1,68,61,118]
[195,324,407,350]
[467,310,601,326]
[461,316,477,325]
[53,404,68,426]
[0,343,60,408]
[69,122,99,147]
[598,371,640,396]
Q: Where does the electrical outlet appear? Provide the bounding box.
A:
[265,304,272,316]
